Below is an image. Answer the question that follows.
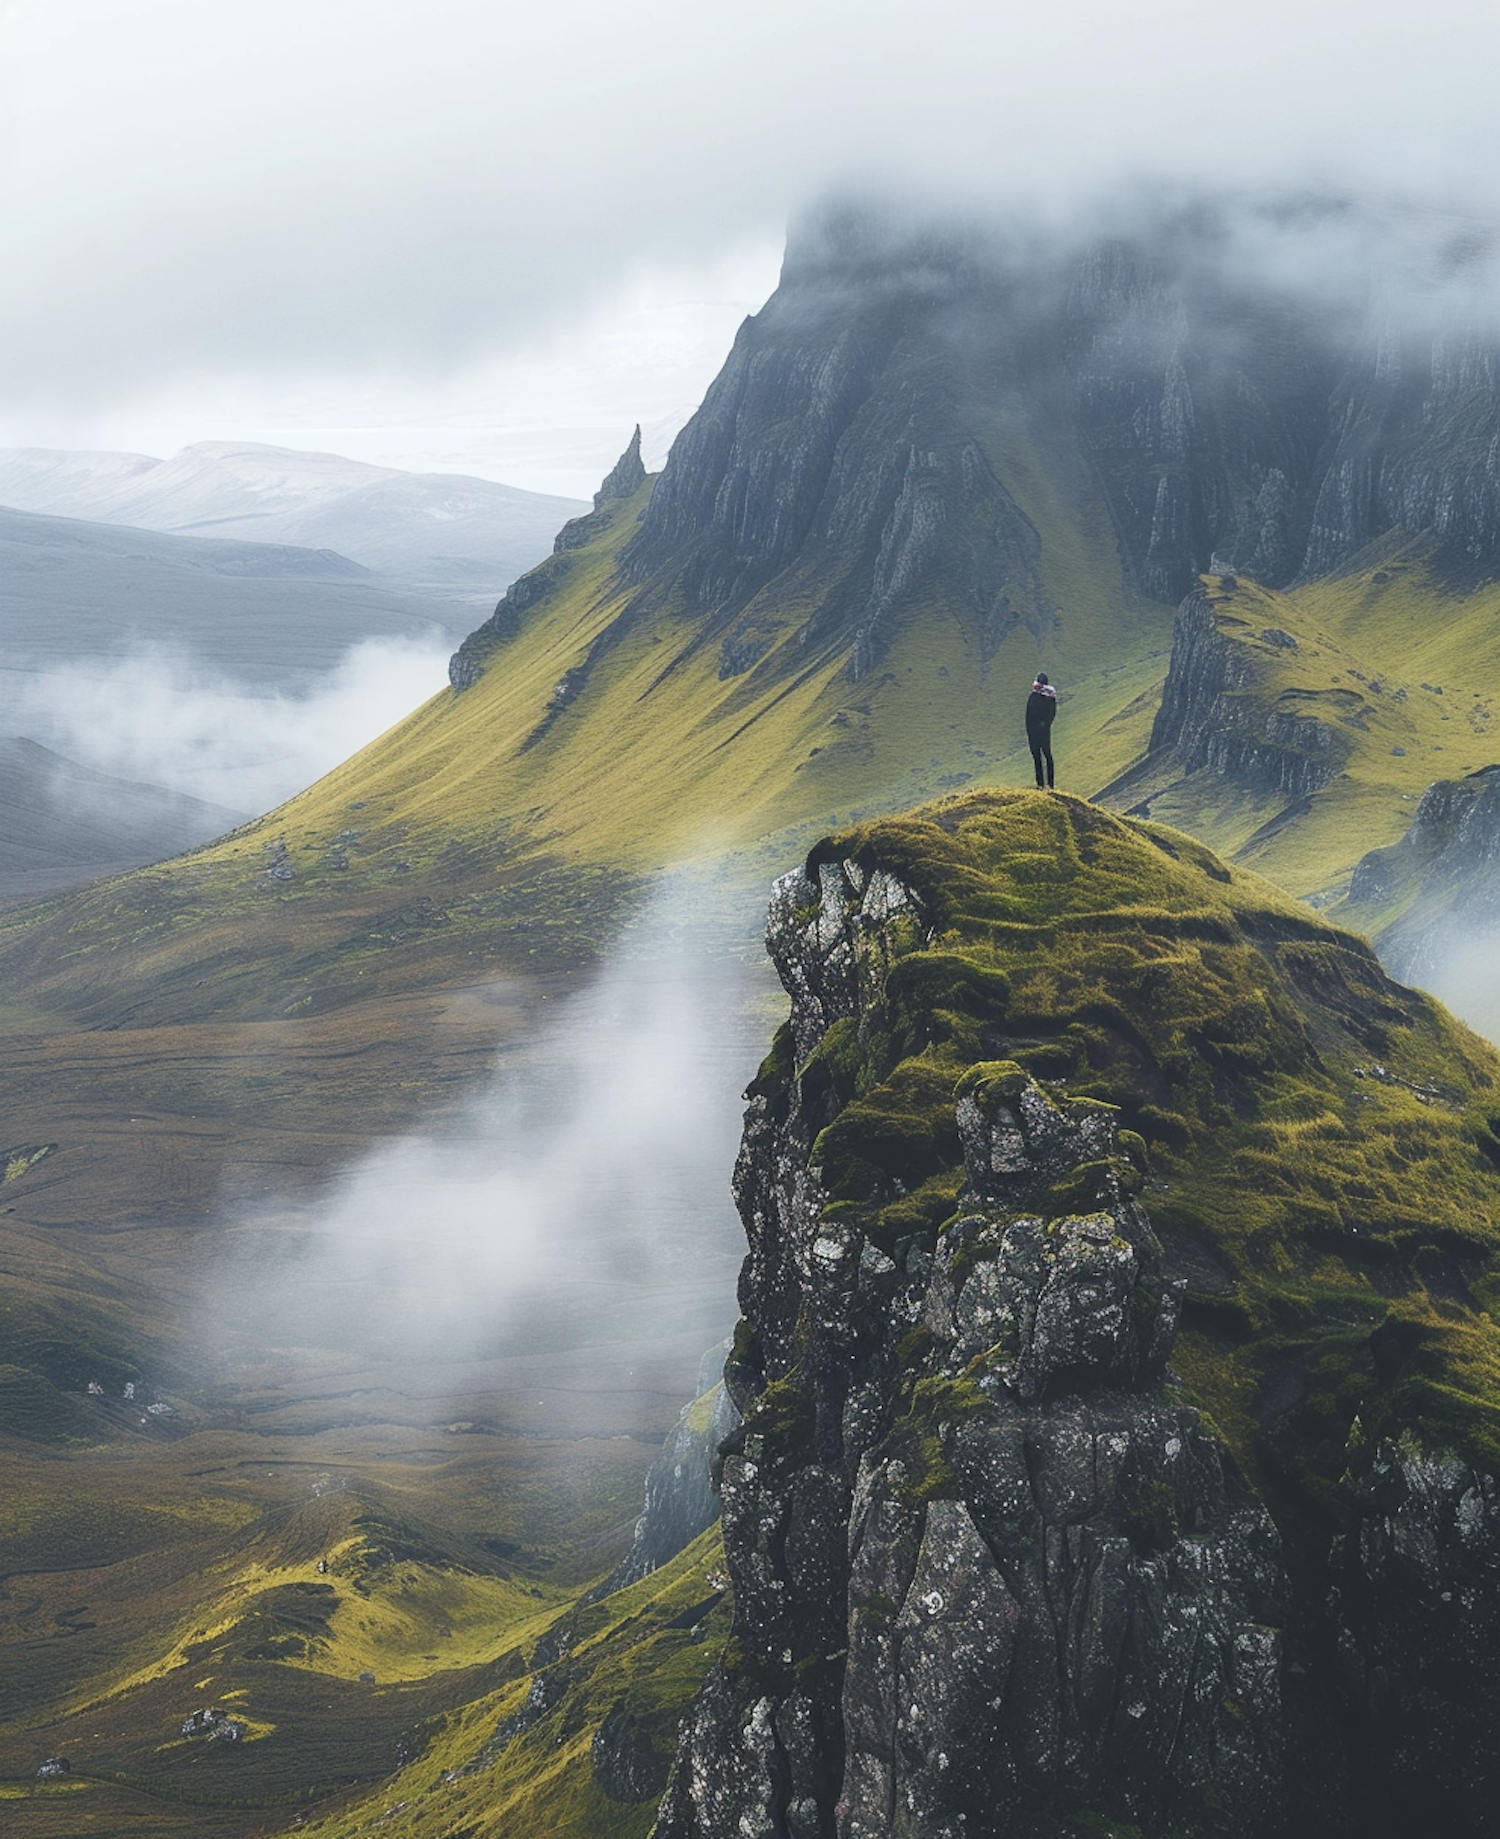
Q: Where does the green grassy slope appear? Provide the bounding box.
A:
[171,455,1165,894]
[0,1416,655,1838]
[286,1527,731,1839]
[0,454,1165,1033]
[1103,555,1500,896]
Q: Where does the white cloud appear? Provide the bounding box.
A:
[1406,928,1500,1050]
[4,635,452,816]
[203,870,765,1383]
[4,0,1498,458]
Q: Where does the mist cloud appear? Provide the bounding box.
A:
[1422,939,1500,1047]
[1395,926,1500,1051]
[202,872,766,1396]
[4,0,1499,428]
[4,634,451,816]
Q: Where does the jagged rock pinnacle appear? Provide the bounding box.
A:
[594,426,645,510]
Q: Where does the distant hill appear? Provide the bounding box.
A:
[1,502,465,686]
[0,735,243,902]
[0,441,586,599]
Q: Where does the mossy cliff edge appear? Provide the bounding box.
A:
[657,790,1500,1839]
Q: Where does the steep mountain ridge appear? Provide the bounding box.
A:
[477,199,1500,701]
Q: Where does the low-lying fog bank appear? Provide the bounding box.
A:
[200,868,779,1437]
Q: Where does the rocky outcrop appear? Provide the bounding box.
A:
[1144,588,1350,799]
[594,425,647,510]
[651,794,1500,1839]
[1330,1435,1500,1832]
[594,1700,672,1802]
[600,1363,740,1595]
[448,431,648,690]
[656,852,1285,1839]
[1343,764,1500,984]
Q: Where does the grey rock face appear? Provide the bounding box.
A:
[1330,1436,1500,1831]
[1303,331,1500,580]
[842,1428,1281,1839]
[1146,589,1348,799]
[594,425,648,510]
[654,860,1287,1839]
[594,1700,672,1802]
[1344,764,1500,985]
[600,1379,741,1595]
[622,283,1049,683]
[616,206,1351,684]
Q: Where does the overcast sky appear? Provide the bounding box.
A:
[4,0,1499,492]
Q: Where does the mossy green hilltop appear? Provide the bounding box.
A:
[774,789,1500,1494]
[651,787,1500,1839]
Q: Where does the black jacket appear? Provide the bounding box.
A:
[1026,688,1057,735]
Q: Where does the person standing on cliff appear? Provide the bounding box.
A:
[1026,671,1058,788]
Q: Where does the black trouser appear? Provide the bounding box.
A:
[1028,728,1054,787]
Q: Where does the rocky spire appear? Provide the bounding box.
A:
[594,425,645,510]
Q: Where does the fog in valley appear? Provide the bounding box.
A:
[5,633,451,817]
[0,440,562,895]
[0,627,455,902]
[1418,935,1500,1049]
[200,870,778,1419]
